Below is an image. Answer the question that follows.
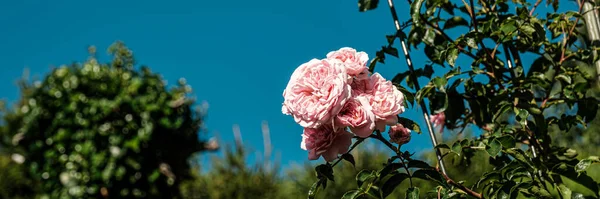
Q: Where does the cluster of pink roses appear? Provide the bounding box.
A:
[282,47,410,162]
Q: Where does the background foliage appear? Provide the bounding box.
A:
[0,43,210,199]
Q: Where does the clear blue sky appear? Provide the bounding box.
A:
[0,0,578,169]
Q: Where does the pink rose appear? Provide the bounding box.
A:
[282,58,352,128]
[301,124,354,162]
[430,112,446,133]
[327,47,369,78]
[350,75,373,97]
[368,73,406,131]
[335,96,376,138]
[388,124,411,145]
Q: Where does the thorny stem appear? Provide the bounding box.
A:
[467,0,505,89]
[529,0,543,16]
[437,167,483,199]
[369,133,414,187]
[389,0,448,176]
[331,137,366,167]
[422,18,503,86]
[560,0,584,64]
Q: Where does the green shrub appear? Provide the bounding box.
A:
[0,42,209,199]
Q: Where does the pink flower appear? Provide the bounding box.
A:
[301,124,354,162]
[368,73,405,131]
[335,96,376,138]
[388,124,411,145]
[430,112,446,132]
[282,58,352,128]
[327,47,369,78]
[350,76,373,97]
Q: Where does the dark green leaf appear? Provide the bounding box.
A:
[444,16,469,30]
[435,144,450,150]
[486,138,502,157]
[392,71,410,84]
[356,170,376,187]
[382,173,410,197]
[452,141,462,156]
[407,160,431,169]
[315,164,334,181]
[496,135,516,148]
[342,190,362,199]
[341,154,356,167]
[397,117,421,134]
[358,0,379,12]
[379,163,404,178]
[423,64,434,78]
[412,169,446,186]
[383,46,399,57]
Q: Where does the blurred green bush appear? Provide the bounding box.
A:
[0,42,210,199]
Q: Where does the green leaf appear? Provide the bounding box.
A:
[520,25,536,37]
[397,117,421,134]
[486,138,502,157]
[451,141,462,156]
[496,135,516,148]
[405,187,420,199]
[423,64,434,78]
[410,0,425,27]
[379,163,404,178]
[358,0,379,12]
[342,190,362,199]
[315,164,334,181]
[504,148,533,167]
[412,169,446,186]
[575,156,600,174]
[558,184,572,199]
[382,173,410,197]
[407,160,431,169]
[435,143,450,150]
[466,37,478,49]
[392,71,410,84]
[383,46,399,57]
[446,48,459,67]
[341,154,356,167]
[501,22,517,34]
[556,74,572,84]
[431,77,448,91]
[444,16,469,30]
[356,170,376,187]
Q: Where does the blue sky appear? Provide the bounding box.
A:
[0,0,578,169]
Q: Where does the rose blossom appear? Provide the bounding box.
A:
[430,112,446,133]
[335,96,376,138]
[301,124,354,162]
[350,76,373,97]
[282,58,352,128]
[388,124,411,145]
[327,47,369,79]
[368,73,405,131]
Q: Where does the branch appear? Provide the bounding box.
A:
[387,0,448,176]
[370,132,414,187]
[529,0,543,16]
[560,0,584,64]
[331,137,366,167]
[437,167,483,199]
